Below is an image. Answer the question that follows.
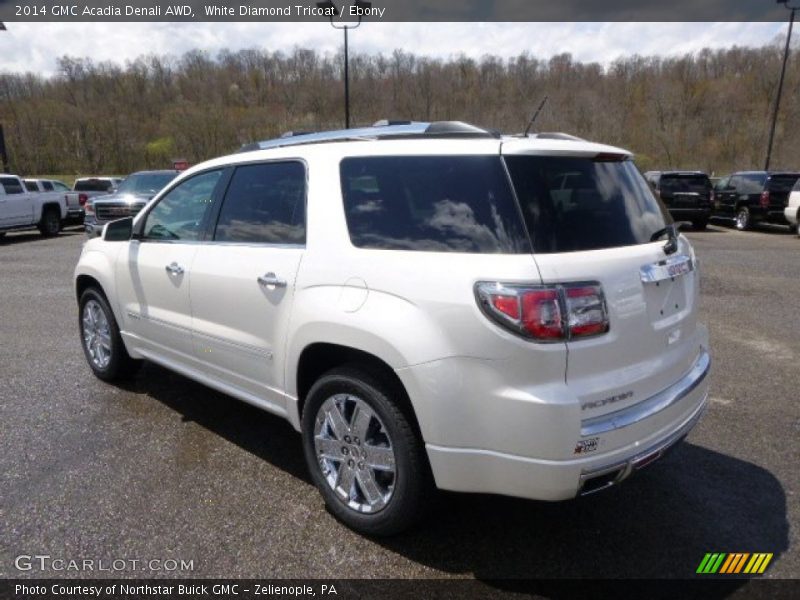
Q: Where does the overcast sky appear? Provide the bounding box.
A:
[0,22,790,76]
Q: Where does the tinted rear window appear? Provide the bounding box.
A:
[767,175,800,193]
[75,179,113,192]
[659,174,711,194]
[117,172,178,195]
[504,155,669,254]
[340,156,529,253]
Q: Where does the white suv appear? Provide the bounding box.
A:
[785,178,800,236]
[74,122,710,535]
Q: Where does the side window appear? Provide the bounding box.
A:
[740,174,766,194]
[0,177,24,194]
[42,181,54,191]
[794,179,800,193]
[142,170,222,241]
[54,181,70,192]
[213,162,306,245]
[729,176,742,192]
[24,181,38,192]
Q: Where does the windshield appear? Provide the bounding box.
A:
[117,172,177,195]
[504,155,669,253]
[660,174,711,194]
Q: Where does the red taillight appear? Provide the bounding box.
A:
[521,289,563,339]
[760,191,770,208]
[78,193,89,206]
[475,282,608,342]
[565,285,609,338]
[84,202,94,215]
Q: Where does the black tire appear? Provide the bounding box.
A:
[796,220,800,238]
[0,232,5,239]
[692,218,708,231]
[301,366,433,536]
[38,206,61,237]
[79,287,141,381]
[735,206,751,231]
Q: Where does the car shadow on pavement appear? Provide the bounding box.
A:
[0,230,84,245]
[119,362,312,485]
[377,442,788,590]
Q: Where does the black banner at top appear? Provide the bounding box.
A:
[0,0,796,23]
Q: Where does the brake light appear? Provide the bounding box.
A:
[78,193,89,206]
[84,202,94,216]
[760,191,770,208]
[475,282,608,342]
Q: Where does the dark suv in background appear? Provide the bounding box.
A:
[643,171,713,230]
[713,171,800,231]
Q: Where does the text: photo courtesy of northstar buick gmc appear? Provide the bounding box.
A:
[74,121,710,535]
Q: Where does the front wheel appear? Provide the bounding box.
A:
[735,206,751,231]
[79,288,141,381]
[301,367,432,536]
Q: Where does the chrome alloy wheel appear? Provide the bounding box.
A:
[82,299,112,369]
[314,394,397,513]
[735,208,749,230]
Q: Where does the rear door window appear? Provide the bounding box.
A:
[504,155,669,253]
[23,180,38,192]
[213,161,306,245]
[0,177,24,194]
[736,174,767,194]
[340,155,529,253]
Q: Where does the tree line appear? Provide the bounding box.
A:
[0,43,798,176]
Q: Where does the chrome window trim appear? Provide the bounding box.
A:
[580,348,710,437]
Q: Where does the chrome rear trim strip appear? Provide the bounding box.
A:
[581,349,710,437]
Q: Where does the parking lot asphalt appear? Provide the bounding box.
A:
[0,224,797,585]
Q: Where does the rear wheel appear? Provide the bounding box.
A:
[735,206,751,231]
[38,207,61,237]
[301,367,432,536]
[79,288,141,381]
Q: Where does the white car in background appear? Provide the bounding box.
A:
[73,121,710,535]
[785,178,800,236]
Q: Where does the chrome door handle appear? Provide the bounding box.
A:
[165,262,184,275]
[257,272,287,288]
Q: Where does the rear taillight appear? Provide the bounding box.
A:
[760,191,770,208]
[475,282,609,342]
[84,202,94,216]
[78,193,89,206]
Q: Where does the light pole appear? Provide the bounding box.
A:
[765,0,797,170]
[316,0,371,129]
[0,23,8,172]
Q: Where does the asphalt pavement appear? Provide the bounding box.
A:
[0,223,797,584]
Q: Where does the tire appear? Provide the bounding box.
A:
[301,366,432,536]
[79,287,141,381]
[797,221,800,238]
[38,206,61,237]
[0,232,5,239]
[735,206,751,231]
[692,218,708,231]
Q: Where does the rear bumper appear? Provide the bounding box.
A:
[668,207,711,221]
[420,349,710,501]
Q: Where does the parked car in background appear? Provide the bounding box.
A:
[74,121,709,535]
[784,178,800,237]
[713,171,800,231]
[65,177,123,225]
[23,178,82,225]
[643,171,713,230]
[84,170,180,237]
[0,173,66,237]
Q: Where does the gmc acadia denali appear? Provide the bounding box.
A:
[74,122,711,535]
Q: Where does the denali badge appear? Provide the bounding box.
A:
[581,390,633,411]
[575,437,599,454]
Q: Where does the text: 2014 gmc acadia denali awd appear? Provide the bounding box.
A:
[74,122,710,535]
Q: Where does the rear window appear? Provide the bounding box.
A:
[340,156,530,253]
[116,172,178,195]
[659,174,711,194]
[767,175,800,193]
[504,155,669,254]
[734,174,767,194]
[74,179,114,192]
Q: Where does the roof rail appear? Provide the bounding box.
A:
[238,121,499,152]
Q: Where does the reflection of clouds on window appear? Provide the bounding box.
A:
[351,199,384,214]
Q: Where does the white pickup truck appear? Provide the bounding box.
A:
[0,174,67,238]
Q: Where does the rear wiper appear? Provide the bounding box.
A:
[650,222,689,255]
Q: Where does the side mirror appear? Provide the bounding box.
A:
[103,217,133,242]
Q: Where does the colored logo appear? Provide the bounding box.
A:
[696,553,773,575]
